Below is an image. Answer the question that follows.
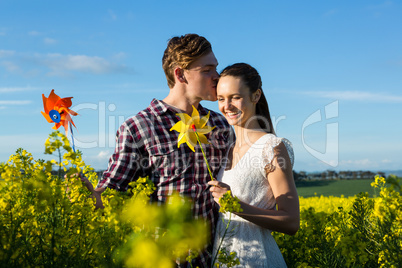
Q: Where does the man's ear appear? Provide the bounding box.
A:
[174,67,186,83]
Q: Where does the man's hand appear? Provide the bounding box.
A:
[67,173,105,209]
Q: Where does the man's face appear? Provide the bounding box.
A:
[183,52,219,101]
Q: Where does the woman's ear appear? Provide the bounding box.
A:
[174,67,186,83]
[252,89,262,103]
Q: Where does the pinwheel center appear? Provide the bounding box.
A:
[49,110,61,123]
[190,124,196,131]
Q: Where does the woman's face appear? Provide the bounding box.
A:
[217,75,258,127]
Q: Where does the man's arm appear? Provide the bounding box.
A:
[91,117,148,208]
[80,175,105,209]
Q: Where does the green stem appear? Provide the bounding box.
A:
[57,146,61,180]
[211,213,232,267]
[192,126,214,181]
[50,201,56,266]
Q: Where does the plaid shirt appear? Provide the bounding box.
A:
[97,99,234,267]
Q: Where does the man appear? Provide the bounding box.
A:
[88,34,234,267]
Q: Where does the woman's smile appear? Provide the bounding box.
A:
[226,111,241,119]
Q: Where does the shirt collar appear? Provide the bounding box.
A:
[150,98,208,116]
[149,98,169,115]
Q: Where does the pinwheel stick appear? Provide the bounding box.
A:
[191,124,214,181]
[69,122,76,153]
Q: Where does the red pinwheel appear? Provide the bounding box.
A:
[41,89,78,134]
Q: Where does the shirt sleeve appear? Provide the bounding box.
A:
[97,120,147,191]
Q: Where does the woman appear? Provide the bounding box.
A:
[208,63,300,267]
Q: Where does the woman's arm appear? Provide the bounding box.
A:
[209,142,300,235]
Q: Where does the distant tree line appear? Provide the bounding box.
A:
[90,170,386,182]
[293,170,386,181]
[43,169,385,182]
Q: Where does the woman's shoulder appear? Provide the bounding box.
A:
[253,133,279,146]
[259,134,294,167]
[250,131,274,144]
[257,133,292,147]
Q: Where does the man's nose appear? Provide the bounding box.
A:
[212,70,219,81]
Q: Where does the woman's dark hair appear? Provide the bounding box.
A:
[220,63,275,134]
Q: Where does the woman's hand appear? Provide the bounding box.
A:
[208,180,231,205]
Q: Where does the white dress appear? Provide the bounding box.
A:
[213,134,294,268]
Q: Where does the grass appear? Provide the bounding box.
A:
[296,179,376,198]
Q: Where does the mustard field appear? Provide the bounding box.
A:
[1,132,401,267]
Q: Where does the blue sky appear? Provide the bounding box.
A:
[1,0,401,173]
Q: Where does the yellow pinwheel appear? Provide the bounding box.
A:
[170,105,216,180]
[170,105,215,152]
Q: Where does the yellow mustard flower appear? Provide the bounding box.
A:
[219,190,243,214]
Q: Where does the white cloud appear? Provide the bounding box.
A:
[302,90,402,103]
[0,28,6,36]
[108,9,117,20]
[1,61,20,72]
[0,86,36,93]
[1,50,131,77]
[0,100,32,105]
[97,150,111,158]
[366,1,393,18]
[353,159,372,166]
[338,158,376,169]
[40,53,129,76]
[44,37,57,45]
[0,50,15,58]
[28,31,42,36]
[112,52,127,60]
[367,1,393,10]
[79,149,112,170]
[323,9,338,17]
[337,158,400,170]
